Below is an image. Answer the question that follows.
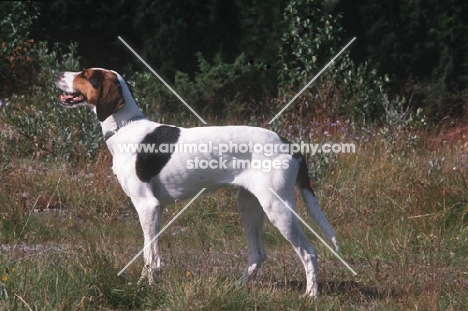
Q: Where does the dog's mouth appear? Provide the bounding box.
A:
[59,91,86,107]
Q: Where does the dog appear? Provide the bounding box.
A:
[54,68,338,296]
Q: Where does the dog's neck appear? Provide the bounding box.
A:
[99,74,145,142]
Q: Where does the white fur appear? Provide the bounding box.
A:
[55,72,77,93]
[55,68,339,297]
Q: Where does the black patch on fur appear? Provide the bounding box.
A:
[86,70,102,88]
[136,125,181,183]
[296,156,315,196]
[279,136,301,158]
[279,135,315,196]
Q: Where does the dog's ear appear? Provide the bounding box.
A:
[96,71,125,122]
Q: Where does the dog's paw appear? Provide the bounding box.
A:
[332,237,339,252]
[137,264,162,286]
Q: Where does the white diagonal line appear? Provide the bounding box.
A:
[268,188,357,276]
[117,188,206,276]
[269,37,356,124]
[118,36,207,124]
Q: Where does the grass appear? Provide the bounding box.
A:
[1,128,467,310]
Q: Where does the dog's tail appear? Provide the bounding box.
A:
[295,154,339,251]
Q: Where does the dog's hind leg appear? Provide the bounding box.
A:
[254,187,320,297]
[131,196,163,285]
[237,187,266,285]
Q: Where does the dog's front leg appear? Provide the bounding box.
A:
[132,196,163,285]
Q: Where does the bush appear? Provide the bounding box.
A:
[276,0,413,125]
[177,53,273,120]
[1,42,103,162]
[0,2,41,96]
[123,52,273,126]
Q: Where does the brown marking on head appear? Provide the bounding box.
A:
[72,69,125,121]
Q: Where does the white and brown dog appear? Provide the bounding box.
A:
[54,68,338,297]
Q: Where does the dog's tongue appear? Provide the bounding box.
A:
[60,93,84,103]
[60,94,74,102]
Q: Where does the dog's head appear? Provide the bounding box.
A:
[55,68,125,121]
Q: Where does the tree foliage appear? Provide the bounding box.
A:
[1,0,468,124]
[0,1,40,94]
[339,0,468,86]
[276,0,407,123]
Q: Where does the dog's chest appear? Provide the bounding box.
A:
[111,154,137,196]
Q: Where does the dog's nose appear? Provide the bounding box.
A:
[54,72,63,80]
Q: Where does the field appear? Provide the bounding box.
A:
[2,1,468,309]
[1,123,467,310]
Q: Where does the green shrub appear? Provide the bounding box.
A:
[124,52,272,126]
[1,42,102,162]
[178,52,272,120]
[0,2,40,96]
[277,0,412,125]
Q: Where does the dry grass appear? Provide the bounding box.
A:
[1,130,467,310]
